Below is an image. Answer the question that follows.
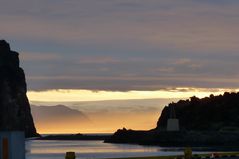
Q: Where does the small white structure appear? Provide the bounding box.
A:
[167,119,179,131]
[0,131,25,159]
[166,105,180,131]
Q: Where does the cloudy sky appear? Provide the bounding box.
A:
[1,0,239,133]
[1,0,239,93]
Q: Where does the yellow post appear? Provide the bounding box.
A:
[2,138,9,159]
[184,147,192,159]
[65,152,76,159]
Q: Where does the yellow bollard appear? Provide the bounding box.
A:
[184,147,192,159]
[65,152,76,159]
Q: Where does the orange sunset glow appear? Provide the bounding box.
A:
[28,88,239,134]
[2,1,239,159]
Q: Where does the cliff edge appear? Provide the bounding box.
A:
[0,40,38,137]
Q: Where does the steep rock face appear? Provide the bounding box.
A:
[0,40,38,137]
[157,92,239,131]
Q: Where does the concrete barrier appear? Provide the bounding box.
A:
[0,131,25,159]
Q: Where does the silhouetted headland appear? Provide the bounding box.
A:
[0,40,39,137]
[105,92,239,147]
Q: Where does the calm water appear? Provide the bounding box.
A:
[26,140,210,159]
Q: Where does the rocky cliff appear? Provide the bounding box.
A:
[0,40,38,137]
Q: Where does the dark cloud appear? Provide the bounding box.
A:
[1,0,239,91]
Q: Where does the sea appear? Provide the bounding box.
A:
[25,139,212,159]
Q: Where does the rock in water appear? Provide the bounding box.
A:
[0,40,39,137]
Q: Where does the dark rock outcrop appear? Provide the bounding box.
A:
[157,92,239,131]
[106,92,239,147]
[0,40,39,137]
[105,128,239,147]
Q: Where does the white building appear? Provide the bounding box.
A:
[166,105,180,131]
[0,131,25,159]
[167,119,180,131]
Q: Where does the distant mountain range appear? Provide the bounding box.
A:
[31,105,91,133]
[30,98,180,132]
[31,105,89,121]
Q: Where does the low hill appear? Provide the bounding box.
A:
[157,92,239,131]
[106,92,239,146]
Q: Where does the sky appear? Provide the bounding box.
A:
[1,0,239,133]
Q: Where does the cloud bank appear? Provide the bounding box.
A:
[0,0,239,91]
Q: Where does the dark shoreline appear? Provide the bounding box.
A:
[33,130,239,151]
[104,129,239,149]
[35,133,111,140]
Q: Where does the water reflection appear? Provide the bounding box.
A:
[26,140,206,159]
